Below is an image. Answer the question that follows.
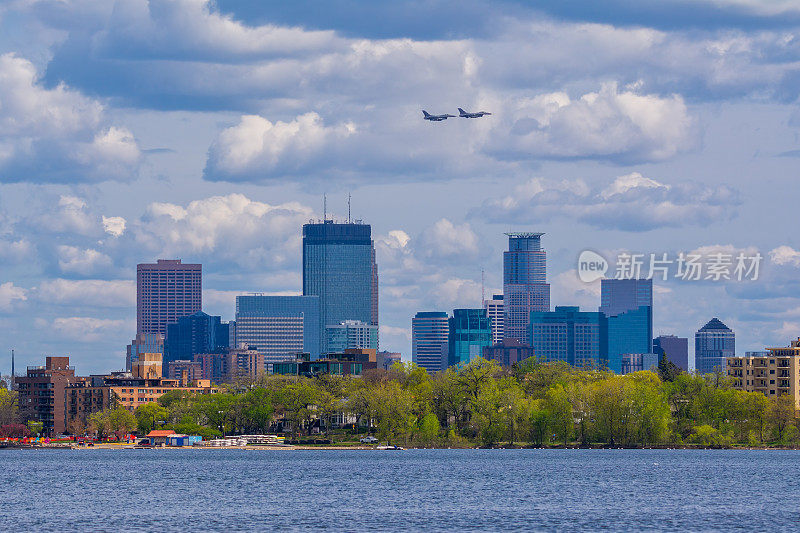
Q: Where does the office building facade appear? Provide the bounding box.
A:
[483,339,535,367]
[16,357,86,436]
[621,353,660,374]
[164,311,229,368]
[325,320,379,353]
[302,221,378,352]
[484,294,504,345]
[412,311,450,373]
[599,278,653,374]
[695,318,735,374]
[137,259,202,336]
[448,309,492,367]
[503,233,550,344]
[653,335,689,371]
[529,306,607,368]
[235,295,321,364]
[126,333,164,372]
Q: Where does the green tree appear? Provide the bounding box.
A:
[545,384,573,446]
[0,387,18,426]
[769,393,797,443]
[135,403,170,434]
[26,420,43,437]
[417,412,440,445]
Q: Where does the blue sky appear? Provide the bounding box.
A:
[2,0,800,373]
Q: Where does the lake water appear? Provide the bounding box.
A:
[1,448,798,531]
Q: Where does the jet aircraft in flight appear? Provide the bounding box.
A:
[422,110,455,121]
[458,108,492,118]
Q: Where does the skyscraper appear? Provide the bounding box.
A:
[412,311,450,373]
[503,233,550,344]
[164,311,229,368]
[137,259,202,336]
[483,294,504,345]
[599,278,653,374]
[302,221,378,352]
[448,309,492,367]
[695,318,735,374]
[529,306,607,368]
[235,295,321,365]
[653,335,689,371]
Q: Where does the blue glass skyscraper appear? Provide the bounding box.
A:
[695,318,735,374]
[303,221,378,352]
[599,278,653,374]
[412,311,450,373]
[503,233,550,345]
[529,306,607,368]
[235,295,321,361]
[448,309,492,367]
[164,311,229,366]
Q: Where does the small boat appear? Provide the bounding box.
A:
[376,445,404,450]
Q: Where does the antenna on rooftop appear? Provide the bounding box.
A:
[348,193,351,223]
[323,193,327,222]
[481,268,485,303]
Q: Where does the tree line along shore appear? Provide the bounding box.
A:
[2,357,799,449]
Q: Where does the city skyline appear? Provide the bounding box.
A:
[3,1,800,373]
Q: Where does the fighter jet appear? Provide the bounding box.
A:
[458,107,492,118]
[422,110,455,121]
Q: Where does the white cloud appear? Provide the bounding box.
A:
[36,279,135,307]
[0,238,34,262]
[0,53,141,182]
[416,218,479,260]
[431,278,481,308]
[0,282,27,311]
[133,193,313,271]
[474,172,740,231]
[769,245,800,266]
[102,215,127,237]
[486,84,696,164]
[57,245,113,275]
[47,316,134,342]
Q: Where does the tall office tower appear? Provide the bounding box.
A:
[695,318,735,374]
[126,333,164,371]
[599,278,653,374]
[164,311,229,369]
[325,320,379,353]
[503,233,550,344]
[448,309,492,368]
[137,259,202,336]
[653,335,689,371]
[412,311,450,373]
[483,294,504,345]
[303,221,378,352]
[529,306,607,368]
[235,295,321,366]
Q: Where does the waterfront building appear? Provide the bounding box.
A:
[235,295,321,365]
[503,233,550,344]
[65,373,216,431]
[137,259,202,336]
[529,306,606,368]
[484,294,504,345]
[126,333,164,372]
[621,353,660,374]
[653,335,689,371]
[599,278,653,374]
[727,339,800,407]
[412,311,450,373]
[448,309,492,367]
[16,357,86,436]
[273,350,377,377]
[376,351,401,370]
[695,318,735,374]
[482,339,534,367]
[164,311,229,369]
[302,221,378,352]
[325,320,379,353]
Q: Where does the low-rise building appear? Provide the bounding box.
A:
[621,353,660,374]
[376,351,401,370]
[273,350,377,377]
[193,346,265,383]
[727,338,800,408]
[482,339,534,367]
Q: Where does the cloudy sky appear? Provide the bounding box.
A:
[2,0,800,373]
